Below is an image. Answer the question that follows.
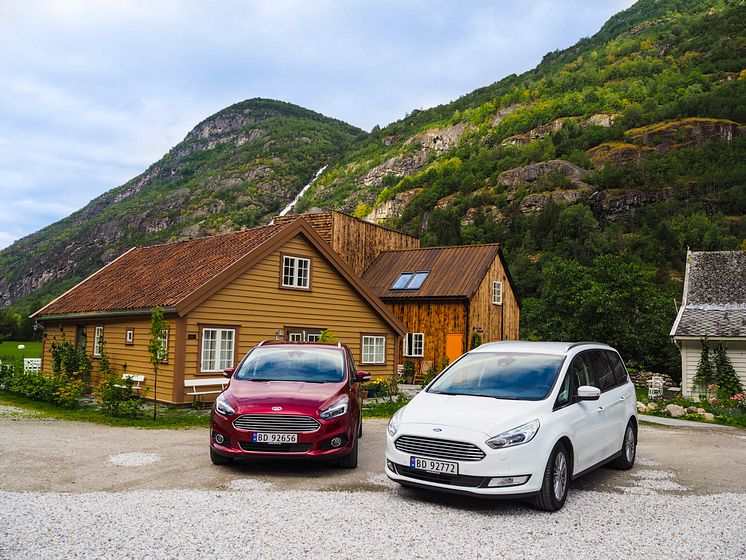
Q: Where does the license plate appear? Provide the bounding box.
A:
[252,432,298,444]
[410,456,458,475]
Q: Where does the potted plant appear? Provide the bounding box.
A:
[402,359,415,384]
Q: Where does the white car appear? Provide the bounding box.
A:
[385,341,637,511]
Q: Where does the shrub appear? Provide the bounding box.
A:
[4,367,86,408]
[95,370,146,418]
[693,337,716,393]
[713,341,743,398]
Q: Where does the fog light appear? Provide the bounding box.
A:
[386,460,395,471]
[330,437,343,448]
[488,475,530,487]
[214,433,225,444]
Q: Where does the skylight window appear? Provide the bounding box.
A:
[391,271,429,290]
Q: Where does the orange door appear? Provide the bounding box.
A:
[445,334,464,366]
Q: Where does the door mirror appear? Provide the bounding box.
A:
[355,371,371,383]
[576,385,601,401]
[223,367,235,379]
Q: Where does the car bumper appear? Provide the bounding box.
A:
[211,412,354,459]
[385,426,546,497]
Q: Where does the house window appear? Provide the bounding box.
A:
[158,329,169,363]
[362,335,386,364]
[305,332,321,342]
[201,328,235,372]
[93,326,104,357]
[391,271,429,290]
[125,328,134,345]
[288,332,303,342]
[403,333,424,357]
[492,281,503,305]
[282,255,310,289]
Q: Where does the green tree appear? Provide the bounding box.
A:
[148,306,167,420]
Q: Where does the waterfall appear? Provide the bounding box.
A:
[272,165,327,223]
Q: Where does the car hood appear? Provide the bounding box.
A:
[400,391,547,437]
[227,379,345,412]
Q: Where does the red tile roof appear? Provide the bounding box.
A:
[34,222,292,317]
[362,245,502,300]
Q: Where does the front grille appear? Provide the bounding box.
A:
[239,441,312,453]
[392,463,486,488]
[233,414,320,433]
[394,435,486,462]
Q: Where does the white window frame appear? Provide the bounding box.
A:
[158,329,169,363]
[200,328,236,372]
[125,328,134,344]
[492,281,503,305]
[288,332,303,342]
[362,335,386,364]
[93,326,104,357]
[403,333,424,357]
[282,255,311,289]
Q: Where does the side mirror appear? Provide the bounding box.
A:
[576,385,601,401]
[355,371,371,383]
[223,367,235,379]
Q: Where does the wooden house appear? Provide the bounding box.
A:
[31,218,405,404]
[670,250,746,397]
[273,210,419,276]
[362,244,520,376]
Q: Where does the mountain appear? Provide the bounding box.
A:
[0,99,362,307]
[2,0,745,376]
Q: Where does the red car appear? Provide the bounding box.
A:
[210,341,370,468]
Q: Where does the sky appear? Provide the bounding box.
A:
[0,0,635,250]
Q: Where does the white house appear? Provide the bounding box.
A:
[670,250,746,397]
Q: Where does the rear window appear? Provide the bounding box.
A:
[235,347,345,383]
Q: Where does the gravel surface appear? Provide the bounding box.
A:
[1,487,745,559]
[1,416,745,559]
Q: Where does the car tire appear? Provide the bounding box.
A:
[534,442,570,512]
[210,448,232,466]
[609,421,636,470]
[338,432,359,469]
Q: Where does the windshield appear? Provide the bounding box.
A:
[427,352,564,400]
[235,347,345,383]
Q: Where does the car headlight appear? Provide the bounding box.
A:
[320,395,349,420]
[485,419,540,449]
[214,393,235,417]
[387,407,404,437]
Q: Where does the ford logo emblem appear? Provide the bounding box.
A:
[271,406,282,411]
[433,428,442,432]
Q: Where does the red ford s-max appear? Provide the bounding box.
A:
[210,341,370,468]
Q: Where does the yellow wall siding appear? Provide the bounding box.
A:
[469,258,520,343]
[184,235,399,393]
[41,317,177,402]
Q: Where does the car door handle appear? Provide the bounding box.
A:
[597,406,605,412]
[620,396,626,401]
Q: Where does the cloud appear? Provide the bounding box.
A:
[0,0,635,250]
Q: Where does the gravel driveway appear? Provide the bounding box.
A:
[1,412,745,559]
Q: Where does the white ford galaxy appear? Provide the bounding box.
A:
[385,341,637,511]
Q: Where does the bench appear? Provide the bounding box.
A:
[113,374,145,392]
[184,378,229,405]
[23,358,41,373]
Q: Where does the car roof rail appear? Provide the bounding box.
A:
[337,342,342,348]
[567,341,603,350]
[257,339,268,347]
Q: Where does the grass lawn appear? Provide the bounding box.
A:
[0,341,42,362]
[362,396,409,418]
[0,391,210,429]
